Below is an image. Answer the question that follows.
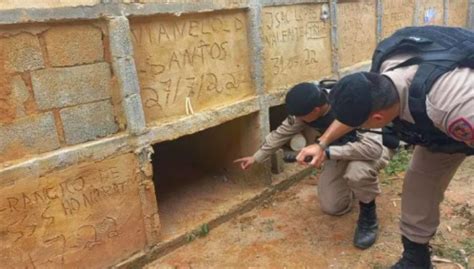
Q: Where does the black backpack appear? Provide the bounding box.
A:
[370,26,474,155]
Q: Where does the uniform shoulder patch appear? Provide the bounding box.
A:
[448,117,474,141]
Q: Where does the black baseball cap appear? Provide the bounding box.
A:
[329,72,375,127]
[285,83,328,116]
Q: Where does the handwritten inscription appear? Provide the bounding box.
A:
[262,4,332,92]
[131,11,254,123]
[338,1,377,68]
[2,166,128,217]
[263,8,327,47]
[0,154,147,268]
[382,0,415,38]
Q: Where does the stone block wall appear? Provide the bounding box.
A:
[0,21,123,163]
[0,0,472,268]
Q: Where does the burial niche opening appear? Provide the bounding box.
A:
[151,113,267,241]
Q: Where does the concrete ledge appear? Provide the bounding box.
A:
[0,2,248,25]
[339,61,371,77]
[142,97,260,145]
[0,133,130,181]
[0,98,261,183]
[261,0,328,7]
[0,4,112,25]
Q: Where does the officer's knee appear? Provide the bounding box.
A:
[320,198,352,216]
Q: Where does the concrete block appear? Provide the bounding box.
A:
[338,1,377,69]
[43,24,104,67]
[0,153,149,268]
[417,0,444,26]
[447,0,469,27]
[0,112,60,163]
[2,33,44,72]
[130,10,255,123]
[382,0,416,38]
[60,100,119,145]
[31,62,111,110]
[262,4,332,92]
[108,16,134,57]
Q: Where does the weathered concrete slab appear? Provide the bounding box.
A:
[338,0,377,69]
[130,10,255,123]
[0,153,152,269]
[125,0,249,8]
[382,0,416,38]
[417,0,444,25]
[31,63,111,110]
[262,3,332,92]
[60,100,119,145]
[43,24,104,67]
[448,0,469,27]
[0,0,99,10]
[0,113,60,163]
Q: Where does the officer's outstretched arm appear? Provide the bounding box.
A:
[296,120,355,168]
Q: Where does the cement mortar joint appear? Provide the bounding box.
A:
[134,145,154,178]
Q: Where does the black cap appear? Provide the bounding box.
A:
[285,83,327,116]
[329,72,374,127]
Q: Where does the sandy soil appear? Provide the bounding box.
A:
[146,157,474,269]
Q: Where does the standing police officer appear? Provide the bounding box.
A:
[235,82,393,250]
[296,26,474,268]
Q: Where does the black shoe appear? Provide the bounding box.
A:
[391,236,433,269]
[353,200,378,249]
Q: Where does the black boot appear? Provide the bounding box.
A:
[353,200,378,249]
[391,236,433,269]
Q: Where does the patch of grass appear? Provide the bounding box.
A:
[432,238,473,268]
[453,203,474,230]
[461,238,474,256]
[433,246,467,267]
[384,148,411,176]
[186,223,210,242]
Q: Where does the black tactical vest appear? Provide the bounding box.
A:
[370,26,474,155]
[306,109,359,146]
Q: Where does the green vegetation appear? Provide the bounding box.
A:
[384,148,411,176]
[432,237,474,268]
[186,223,210,242]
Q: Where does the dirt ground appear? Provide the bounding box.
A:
[146,157,474,269]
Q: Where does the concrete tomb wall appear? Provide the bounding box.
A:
[262,3,332,92]
[0,0,472,267]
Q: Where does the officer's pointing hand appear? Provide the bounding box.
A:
[234,156,256,170]
[296,144,326,168]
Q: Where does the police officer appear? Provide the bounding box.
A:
[296,26,474,269]
[234,82,393,250]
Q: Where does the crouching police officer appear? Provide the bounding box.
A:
[296,26,474,268]
[234,82,393,249]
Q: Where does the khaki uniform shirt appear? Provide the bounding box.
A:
[381,53,474,147]
[253,116,384,163]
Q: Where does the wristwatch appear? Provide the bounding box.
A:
[315,139,329,150]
